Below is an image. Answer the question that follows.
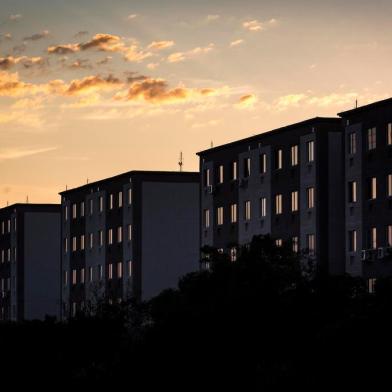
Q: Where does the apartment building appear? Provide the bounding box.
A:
[339,97,392,284]
[0,203,61,321]
[60,170,200,318]
[197,117,345,275]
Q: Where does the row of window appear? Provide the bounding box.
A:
[348,225,392,252]
[64,225,132,252]
[204,141,315,186]
[348,123,392,154]
[0,218,16,235]
[0,248,16,263]
[203,188,315,227]
[64,261,132,285]
[348,175,392,202]
[64,189,132,220]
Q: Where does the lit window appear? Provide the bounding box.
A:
[72,203,77,219]
[388,175,392,197]
[306,141,314,162]
[218,165,224,183]
[244,200,251,220]
[108,229,113,245]
[275,194,282,215]
[291,145,298,166]
[388,123,392,146]
[80,268,85,284]
[307,187,315,209]
[370,227,377,249]
[230,247,237,262]
[128,224,132,241]
[89,233,93,249]
[244,157,251,177]
[204,209,210,228]
[292,237,299,253]
[260,153,267,174]
[349,132,356,155]
[217,207,224,225]
[275,149,283,170]
[128,261,132,277]
[80,235,85,250]
[307,234,315,255]
[369,177,377,200]
[231,161,238,180]
[117,262,122,278]
[117,226,122,243]
[349,230,357,252]
[72,269,77,285]
[367,127,376,150]
[108,264,113,280]
[128,188,132,205]
[348,181,357,203]
[204,169,211,187]
[80,202,85,217]
[109,194,114,210]
[99,196,103,212]
[72,236,77,252]
[260,197,267,217]
[275,239,283,247]
[291,191,298,212]
[230,203,237,223]
[118,192,123,208]
[367,278,376,294]
[388,225,392,247]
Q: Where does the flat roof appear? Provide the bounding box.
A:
[197,116,340,156]
[59,170,199,195]
[338,97,392,117]
[0,203,60,213]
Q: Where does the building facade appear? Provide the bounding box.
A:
[60,170,200,318]
[0,204,61,321]
[197,117,345,275]
[339,98,392,283]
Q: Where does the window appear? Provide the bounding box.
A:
[218,165,224,183]
[348,132,356,155]
[244,200,251,220]
[292,237,299,253]
[63,271,68,286]
[275,149,283,170]
[89,267,93,282]
[80,202,85,217]
[117,262,122,279]
[108,229,113,245]
[99,230,103,246]
[204,169,211,187]
[388,225,392,247]
[64,205,68,222]
[217,207,224,225]
[275,194,282,215]
[230,204,237,223]
[80,235,85,250]
[370,227,377,249]
[89,199,93,215]
[118,192,123,208]
[72,236,77,252]
[243,157,251,177]
[117,226,122,243]
[291,191,298,212]
[349,230,357,252]
[72,269,77,285]
[260,153,267,173]
[72,203,77,219]
[98,265,103,280]
[291,145,298,166]
[275,239,283,247]
[89,233,93,249]
[307,187,315,209]
[260,197,267,217]
[367,278,377,294]
[127,224,132,241]
[99,196,103,212]
[109,194,114,210]
[7,248,10,262]
[231,161,238,180]
[388,175,392,197]
[307,234,315,255]
[367,127,376,150]
[348,181,357,203]
[7,220,10,233]
[64,237,68,253]
[204,209,210,228]
[306,141,314,162]
[388,123,392,146]
[108,264,113,280]
[128,188,132,205]
[128,261,132,277]
[368,177,377,200]
[80,268,85,284]
[230,247,237,262]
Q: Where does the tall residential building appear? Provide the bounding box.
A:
[339,97,392,283]
[0,204,61,321]
[60,170,200,318]
[197,117,345,275]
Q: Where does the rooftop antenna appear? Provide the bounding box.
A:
[6,201,9,206]
[355,99,358,109]
[65,185,68,191]
[87,178,89,184]
[210,140,214,148]
[26,195,29,204]
[178,152,183,172]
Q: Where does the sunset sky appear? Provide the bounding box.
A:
[1,0,391,205]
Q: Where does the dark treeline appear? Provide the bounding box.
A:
[1,235,392,387]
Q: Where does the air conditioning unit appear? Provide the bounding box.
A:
[361,250,369,261]
[377,247,385,259]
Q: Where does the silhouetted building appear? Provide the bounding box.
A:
[60,171,200,318]
[0,203,61,321]
[197,117,345,275]
[339,97,392,288]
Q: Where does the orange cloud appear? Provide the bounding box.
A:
[148,40,175,50]
[236,94,257,109]
[167,43,214,63]
[0,56,46,70]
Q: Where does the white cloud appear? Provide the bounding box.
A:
[230,39,244,47]
[0,146,58,161]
